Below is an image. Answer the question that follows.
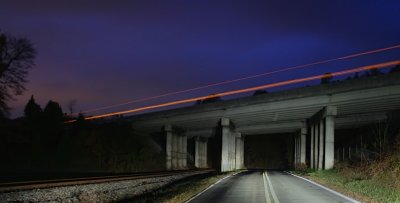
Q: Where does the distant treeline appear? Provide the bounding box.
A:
[0,96,164,173]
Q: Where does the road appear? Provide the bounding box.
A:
[188,170,358,203]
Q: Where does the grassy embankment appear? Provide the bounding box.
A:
[295,146,400,202]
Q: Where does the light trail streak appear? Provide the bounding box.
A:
[65,60,399,123]
[78,44,400,115]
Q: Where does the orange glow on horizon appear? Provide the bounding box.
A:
[65,60,399,123]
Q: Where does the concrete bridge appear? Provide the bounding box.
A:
[128,72,400,172]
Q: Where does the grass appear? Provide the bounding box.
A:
[294,135,400,203]
[303,169,400,203]
[124,171,239,203]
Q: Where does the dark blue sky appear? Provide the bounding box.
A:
[1,1,399,117]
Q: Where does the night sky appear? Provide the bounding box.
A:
[1,1,399,118]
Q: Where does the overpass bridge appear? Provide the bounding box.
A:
[127,72,400,172]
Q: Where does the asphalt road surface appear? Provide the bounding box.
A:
[188,170,358,203]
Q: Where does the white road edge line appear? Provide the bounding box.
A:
[265,171,280,203]
[284,171,360,203]
[262,171,272,203]
[184,171,243,203]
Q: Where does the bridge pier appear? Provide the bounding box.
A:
[195,136,208,168]
[219,118,245,172]
[310,124,315,169]
[309,106,337,170]
[294,126,307,168]
[220,118,237,172]
[235,132,244,169]
[165,125,187,170]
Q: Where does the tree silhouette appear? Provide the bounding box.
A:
[201,95,221,104]
[195,94,222,105]
[42,100,64,151]
[369,68,383,76]
[0,31,36,116]
[320,72,333,84]
[24,95,42,120]
[390,65,400,73]
[253,90,268,96]
[43,100,64,125]
[67,99,77,116]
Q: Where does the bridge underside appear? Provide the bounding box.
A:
[129,73,400,172]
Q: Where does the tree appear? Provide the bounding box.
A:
[369,68,383,76]
[43,100,64,124]
[201,95,221,104]
[253,89,268,96]
[320,72,333,84]
[67,99,77,116]
[195,94,222,105]
[24,95,42,120]
[42,100,64,151]
[390,65,400,73]
[0,31,36,116]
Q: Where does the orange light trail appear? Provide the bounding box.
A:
[77,44,400,115]
[65,60,399,123]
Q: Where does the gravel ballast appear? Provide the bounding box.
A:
[0,171,210,202]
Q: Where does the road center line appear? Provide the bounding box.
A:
[262,171,271,203]
[265,171,280,203]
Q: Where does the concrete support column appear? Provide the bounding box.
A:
[297,135,301,164]
[182,134,187,169]
[165,125,173,170]
[310,125,314,169]
[300,127,307,165]
[203,139,208,167]
[314,123,319,169]
[172,132,178,169]
[294,135,297,166]
[294,135,300,167]
[221,118,236,172]
[177,134,183,169]
[308,106,337,170]
[318,119,324,170]
[295,134,301,166]
[195,137,208,168]
[195,137,200,168]
[325,115,335,169]
[164,125,187,170]
[235,133,244,169]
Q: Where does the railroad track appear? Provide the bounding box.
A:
[0,169,215,193]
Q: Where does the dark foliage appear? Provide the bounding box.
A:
[195,95,222,104]
[24,95,42,120]
[0,31,36,117]
[369,67,383,76]
[253,89,268,96]
[43,100,64,124]
[390,65,400,73]
[320,72,333,84]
